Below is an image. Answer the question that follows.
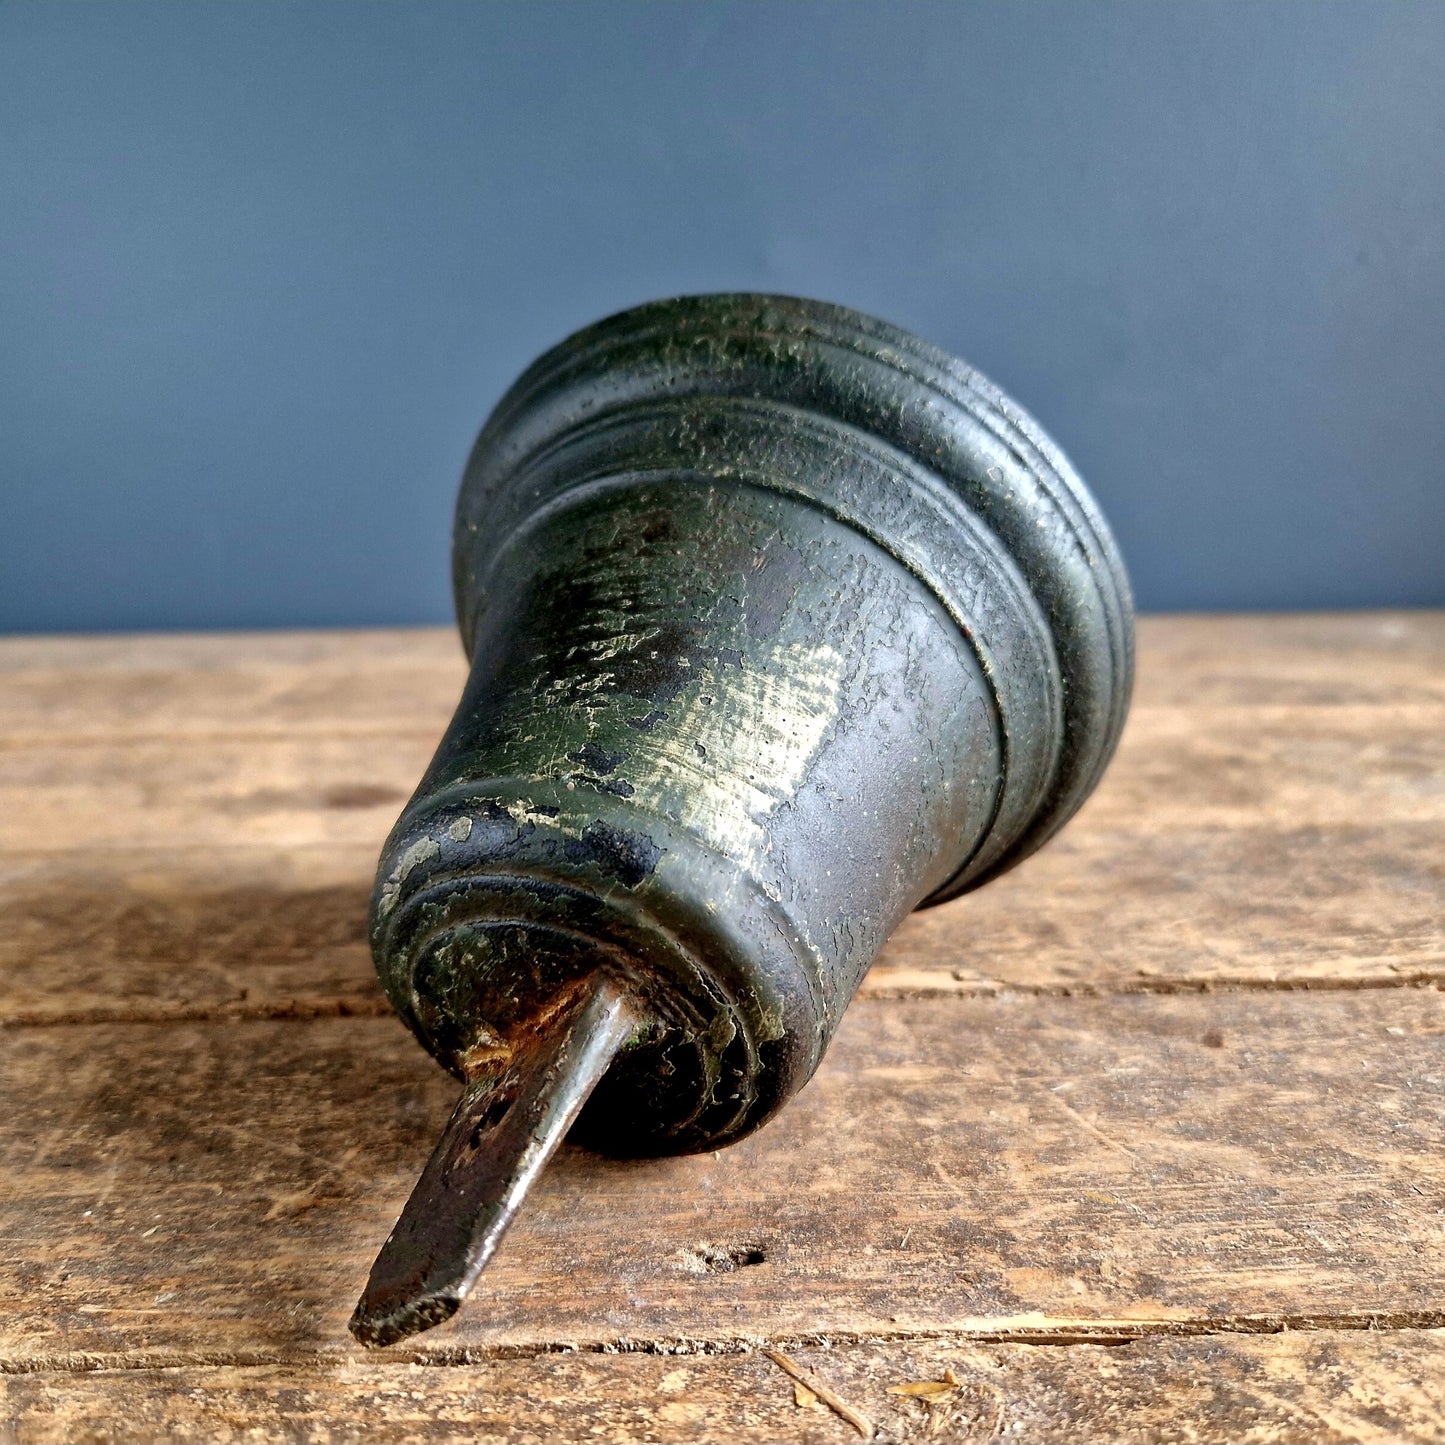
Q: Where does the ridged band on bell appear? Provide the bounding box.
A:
[370,294,1134,1157]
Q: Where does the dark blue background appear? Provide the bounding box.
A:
[3,1,1442,632]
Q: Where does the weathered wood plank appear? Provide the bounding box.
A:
[0,614,1438,1017]
[2,990,1442,1366]
[1,698,1437,1014]
[787,1328,1445,1444]
[1,614,1441,1442]
[0,733,437,853]
[0,629,463,678]
[4,701,1439,856]
[6,1328,1445,1445]
[1096,704,1445,831]
[869,817,1445,997]
[1131,610,1445,708]
[2,812,1439,1026]
[0,628,467,742]
[0,613,1439,743]
[5,705,1439,849]
[0,850,386,1025]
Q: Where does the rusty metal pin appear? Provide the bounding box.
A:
[350,977,637,1346]
[353,294,1134,1344]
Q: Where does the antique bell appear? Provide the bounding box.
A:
[350,294,1134,1346]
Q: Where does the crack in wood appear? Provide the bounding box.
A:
[857,971,1445,1001]
[3,969,1441,1030]
[6,1311,1445,1378]
[0,997,394,1029]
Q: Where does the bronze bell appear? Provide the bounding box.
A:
[350,293,1134,1346]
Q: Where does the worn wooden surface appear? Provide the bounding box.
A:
[7,1330,1445,1445]
[0,613,1442,1443]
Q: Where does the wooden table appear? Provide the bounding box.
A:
[1,613,1442,1444]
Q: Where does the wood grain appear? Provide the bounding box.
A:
[0,613,1437,739]
[0,849,385,1026]
[3,706,1439,855]
[3,989,1443,1367]
[6,1328,1445,1444]
[0,615,1440,1020]
[1,613,1441,1441]
[0,628,467,742]
[1130,611,1445,708]
[2,812,1437,1025]
[869,816,1445,997]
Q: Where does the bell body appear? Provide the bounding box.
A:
[369,294,1133,1158]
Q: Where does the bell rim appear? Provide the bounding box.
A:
[454,292,1134,901]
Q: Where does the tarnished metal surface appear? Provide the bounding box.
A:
[355,294,1134,1342]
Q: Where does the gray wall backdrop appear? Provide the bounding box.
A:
[3,0,1443,632]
